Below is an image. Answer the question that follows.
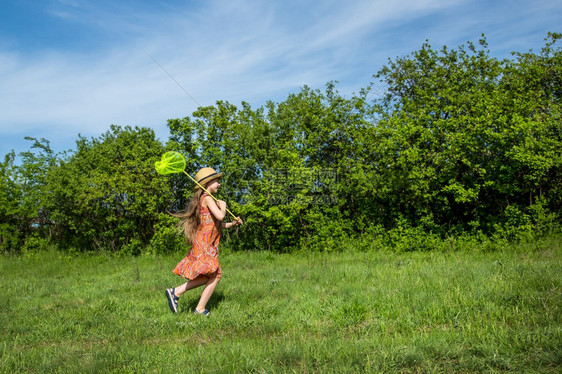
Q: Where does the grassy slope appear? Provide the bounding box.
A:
[1,237,560,373]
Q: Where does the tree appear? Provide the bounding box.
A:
[0,152,22,251]
[0,138,56,252]
[44,125,172,252]
[370,34,561,234]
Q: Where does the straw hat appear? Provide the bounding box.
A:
[193,167,223,190]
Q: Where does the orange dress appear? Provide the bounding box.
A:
[173,193,222,280]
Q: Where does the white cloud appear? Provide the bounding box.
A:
[0,0,560,157]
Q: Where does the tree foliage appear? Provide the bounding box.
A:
[42,126,171,252]
[1,33,560,253]
[370,33,561,236]
[374,38,504,228]
[0,138,55,252]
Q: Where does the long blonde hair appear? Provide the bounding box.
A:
[172,189,204,245]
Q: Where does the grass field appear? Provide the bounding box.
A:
[1,236,560,373]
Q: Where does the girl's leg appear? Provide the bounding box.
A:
[195,273,220,313]
[174,275,208,297]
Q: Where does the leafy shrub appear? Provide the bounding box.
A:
[22,233,51,254]
[493,205,533,242]
[119,238,143,256]
[0,223,23,253]
[147,214,185,254]
[1,34,560,254]
[44,126,172,252]
[386,218,443,252]
[528,198,560,237]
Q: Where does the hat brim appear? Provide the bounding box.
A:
[194,172,223,190]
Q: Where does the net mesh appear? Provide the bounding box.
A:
[154,151,186,175]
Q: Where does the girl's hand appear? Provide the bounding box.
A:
[233,217,244,226]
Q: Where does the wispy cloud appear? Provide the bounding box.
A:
[0,0,560,156]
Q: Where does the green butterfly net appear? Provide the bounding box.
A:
[154,151,240,220]
[154,151,187,175]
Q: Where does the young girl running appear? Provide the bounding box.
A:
[165,167,242,316]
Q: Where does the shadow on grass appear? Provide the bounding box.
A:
[182,290,225,313]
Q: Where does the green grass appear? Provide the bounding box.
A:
[1,237,561,373]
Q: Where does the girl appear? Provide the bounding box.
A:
[165,167,243,316]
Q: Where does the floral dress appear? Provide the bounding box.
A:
[173,193,222,280]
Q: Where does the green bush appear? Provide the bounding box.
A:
[1,34,560,254]
[493,205,534,242]
[147,213,185,254]
[22,233,51,254]
[44,126,172,252]
[528,197,560,237]
[0,223,23,253]
[386,219,443,252]
[119,238,143,256]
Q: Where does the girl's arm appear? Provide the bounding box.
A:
[203,195,226,221]
[222,217,243,229]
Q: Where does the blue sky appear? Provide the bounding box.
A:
[1,0,561,159]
